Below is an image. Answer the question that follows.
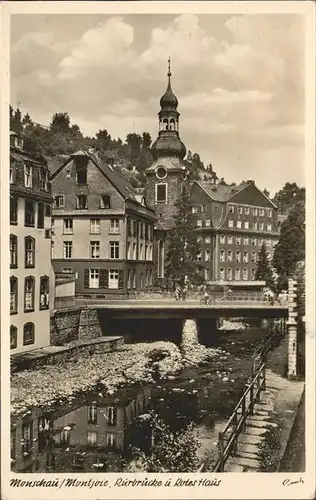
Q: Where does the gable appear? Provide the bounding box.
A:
[229,184,276,208]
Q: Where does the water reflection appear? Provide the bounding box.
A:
[11,379,228,473]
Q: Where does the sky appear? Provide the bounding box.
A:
[10,13,305,194]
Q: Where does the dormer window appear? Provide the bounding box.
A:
[100,195,111,209]
[76,165,87,185]
[156,166,167,180]
[40,170,48,190]
[76,195,87,210]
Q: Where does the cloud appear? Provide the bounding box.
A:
[10,13,305,193]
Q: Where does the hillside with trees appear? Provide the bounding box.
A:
[10,107,209,187]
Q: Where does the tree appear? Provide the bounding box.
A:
[126,133,142,162]
[272,200,305,290]
[95,129,113,151]
[10,107,23,134]
[273,182,305,214]
[255,243,275,289]
[263,188,270,198]
[50,112,70,134]
[166,185,203,284]
[142,132,152,149]
[126,413,200,473]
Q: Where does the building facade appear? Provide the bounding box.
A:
[50,150,156,299]
[9,132,53,354]
[190,180,280,283]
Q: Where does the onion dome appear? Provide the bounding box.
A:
[159,58,179,111]
[152,135,186,160]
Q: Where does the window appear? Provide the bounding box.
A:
[62,268,73,274]
[251,251,257,263]
[10,277,18,314]
[258,238,263,246]
[219,268,225,280]
[268,209,272,218]
[107,407,117,426]
[192,207,197,214]
[10,163,15,184]
[76,195,87,209]
[10,325,17,349]
[205,249,211,261]
[235,250,241,262]
[228,205,234,213]
[109,219,119,234]
[40,170,48,191]
[252,237,257,246]
[37,203,45,228]
[243,236,249,245]
[245,207,250,215]
[197,252,202,262]
[253,208,258,216]
[236,236,241,245]
[24,277,35,312]
[205,236,211,244]
[39,276,49,309]
[110,242,119,259]
[228,235,233,244]
[87,431,97,445]
[90,241,100,259]
[228,220,233,228]
[54,194,64,208]
[243,268,248,280]
[63,241,73,259]
[90,219,100,234]
[267,223,272,231]
[24,164,33,188]
[197,236,202,243]
[251,268,256,279]
[237,206,243,215]
[54,195,64,208]
[132,243,136,260]
[201,204,207,213]
[236,220,242,229]
[106,433,116,448]
[204,268,210,281]
[88,406,97,424]
[63,219,73,234]
[25,200,35,227]
[220,250,225,262]
[244,221,249,229]
[220,235,226,244]
[259,208,265,216]
[227,268,232,281]
[133,220,137,237]
[156,166,167,179]
[45,204,51,217]
[205,219,211,227]
[109,269,119,289]
[243,251,249,263]
[51,241,54,259]
[25,237,35,268]
[197,220,202,227]
[156,184,167,203]
[76,165,87,185]
[89,269,99,288]
[139,222,144,239]
[235,268,240,280]
[10,235,18,268]
[227,250,232,262]
[266,238,271,246]
[139,244,144,260]
[10,196,18,224]
[259,222,264,231]
[100,195,111,209]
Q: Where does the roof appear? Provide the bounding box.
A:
[196,181,248,202]
[145,156,185,173]
[195,180,277,208]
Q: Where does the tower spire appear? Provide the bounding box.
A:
[168,57,171,78]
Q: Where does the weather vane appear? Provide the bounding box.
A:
[168,57,171,77]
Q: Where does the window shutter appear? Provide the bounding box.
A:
[118,270,124,288]
[100,269,108,289]
[84,269,89,289]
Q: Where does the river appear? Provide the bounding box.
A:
[11,323,271,473]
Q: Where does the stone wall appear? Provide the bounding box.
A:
[50,308,81,346]
[78,308,102,339]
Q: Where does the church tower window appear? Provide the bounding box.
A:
[155,184,167,203]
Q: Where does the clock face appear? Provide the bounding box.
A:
[156,166,167,179]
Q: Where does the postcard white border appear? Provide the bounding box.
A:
[1,2,315,499]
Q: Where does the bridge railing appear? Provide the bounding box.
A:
[128,290,274,302]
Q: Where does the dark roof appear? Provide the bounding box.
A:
[196,181,249,202]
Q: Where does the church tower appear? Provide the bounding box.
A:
[145,59,188,229]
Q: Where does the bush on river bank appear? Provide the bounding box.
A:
[11,341,219,417]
